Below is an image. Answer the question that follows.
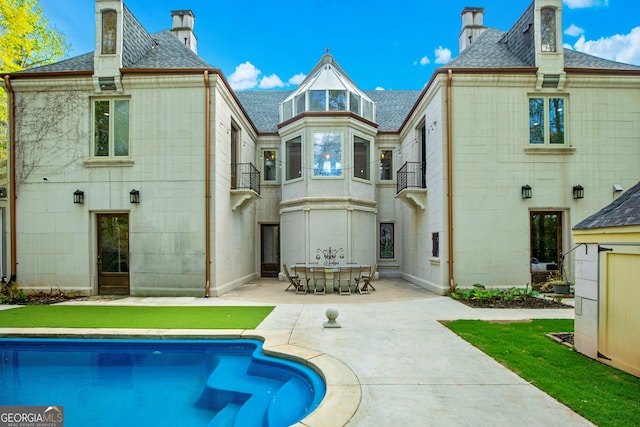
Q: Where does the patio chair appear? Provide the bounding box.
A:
[312,266,326,295]
[296,266,311,294]
[359,264,378,294]
[353,265,368,293]
[337,266,352,295]
[283,264,303,292]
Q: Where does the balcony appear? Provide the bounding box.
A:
[230,162,261,211]
[395,161,427,210]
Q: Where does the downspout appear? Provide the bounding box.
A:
[204,70,211,297]
[3,75,17,283]
[446,69,454,293]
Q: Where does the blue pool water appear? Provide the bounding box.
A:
[0,338,325,427]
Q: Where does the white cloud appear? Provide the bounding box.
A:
[375,87,385,91]
[259,74,285,89]
[228,61,261,90]
[288,73,306,85]
[572,27,640,66]
[420,56,430,66]
[434,46,452,64]
[564,24,584,37]
[563,0,608,8]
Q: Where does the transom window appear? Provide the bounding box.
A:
[313,132,342,177]
[529,97,565,145]
[94,99,129,157]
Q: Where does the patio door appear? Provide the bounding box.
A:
[530,211,562,284]
[97,213,130,295]
[261,224,280,277]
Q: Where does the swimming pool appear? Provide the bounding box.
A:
[0,338,326,427]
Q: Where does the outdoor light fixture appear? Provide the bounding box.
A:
[73,190,84,204]
[521,185,532,199]
[572,185,584,199]
[129,189,140,204]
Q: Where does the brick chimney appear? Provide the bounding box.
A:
[459,7,487,53]
[171,10,197,54]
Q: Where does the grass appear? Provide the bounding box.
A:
[443,319,640,427]
[0,305,274,329]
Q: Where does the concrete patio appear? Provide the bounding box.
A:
[0,278,593,426]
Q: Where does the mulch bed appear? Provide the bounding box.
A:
[455,296,572,309]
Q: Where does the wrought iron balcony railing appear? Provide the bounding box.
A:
[231,162,260,194]
[396,161,425,193]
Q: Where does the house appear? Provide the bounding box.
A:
[2,0,639,297]
[572,181,640,377]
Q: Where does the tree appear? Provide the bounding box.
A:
[0,0,70,158]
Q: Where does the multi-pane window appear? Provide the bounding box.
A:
[540,8,556,52]
[101,10,117,54]
[379,150,393,180]
[94,99,129,157]
[285,137,301,181]
[529,97,565,144]
[313,133,342,177]
[353,136,370,180]
[262,150,277,182]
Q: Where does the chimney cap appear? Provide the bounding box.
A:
[171,10,195,17]
[461,6,485,15]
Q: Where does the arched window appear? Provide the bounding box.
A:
[540,8,556,52]
[102,10,117,54]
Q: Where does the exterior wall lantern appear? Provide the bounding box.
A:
[73,190,84,204]
[521,185,532,199]
[572,185,584,199]
[129,189,140,204]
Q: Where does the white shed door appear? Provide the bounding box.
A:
[598,244,640,377]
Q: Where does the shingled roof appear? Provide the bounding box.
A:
[446,1,640,72]
[573,181,640,230]
[235,90,421,133]
[16,4,210,74]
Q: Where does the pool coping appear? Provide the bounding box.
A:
[0,328,361,427]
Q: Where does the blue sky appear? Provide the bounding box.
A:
[40,0,640,91]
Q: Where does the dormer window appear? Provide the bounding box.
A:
[540,7,556,52]
[101,10,117,54]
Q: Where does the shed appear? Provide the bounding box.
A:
[572,181,640,377]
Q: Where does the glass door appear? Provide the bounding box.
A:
[261,224,280,277]
[97,213,130,295]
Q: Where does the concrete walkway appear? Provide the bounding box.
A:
[1,278,593,426]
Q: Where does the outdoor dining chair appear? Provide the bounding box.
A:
[358,264,378,294]
[337,266,352,295]
[283,264,302,292]
[312,266,326,295]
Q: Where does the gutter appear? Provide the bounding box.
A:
[447,69,454,293]
[3,75,17,283]
[204,70,211,297]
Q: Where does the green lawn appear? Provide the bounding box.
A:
[0,305,274,329]
[443,319,640,427]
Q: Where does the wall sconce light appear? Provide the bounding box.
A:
[521,185,532,199]
[129,189,140,204]
[572,185,584,199]
[73,190,84,204]
[613,183,623,192]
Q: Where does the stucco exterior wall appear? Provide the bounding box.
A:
[446,72,640,289]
